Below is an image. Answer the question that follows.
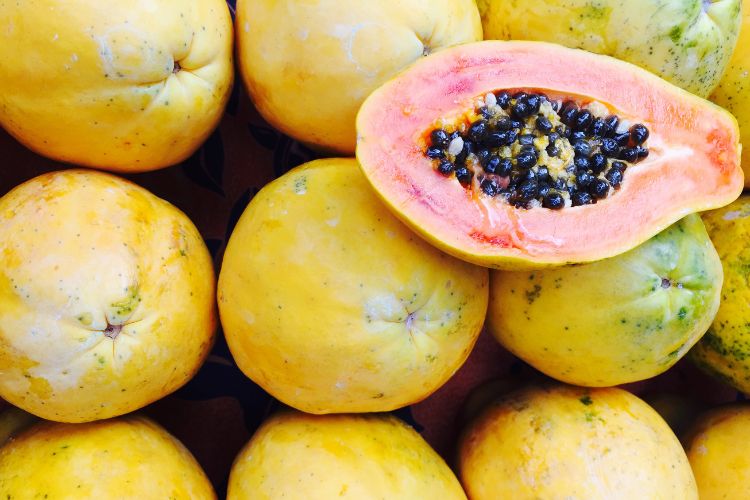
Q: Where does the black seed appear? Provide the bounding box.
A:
[496,91,511,109]
[516,150,538,169]
[538,182,551,197]
[606,168,624,188]
[590,117,608,137]
[614,132,631,146]
[560,102,578,125]
[604,116,620,137]
[543,192,565,209]
[455,166,472,185]
[495,117,513,131]
[573,110,593,131]
[573,141,592,158]
[479,107,493,119]
[546,144,560,157]
[589,178,610,199]
[619,148,639,162]
[510,120,524,130]
[469,121,488,142]
[480,178,500,196]
[590,153,607,174]
[611,160,627,171]
[430,129,449,148]
[484,133,506,148]
[520,144,537,154]
[576,171,594,187]
[513,91,528,100]
[476,149,490,166]
[526,95,542,114]
[484,155,501,174]
[600,138,619,157]
[571,191,593,206]
[519,134,536,146]
[426,146,444,159]
[506,129,519,143]
[547,132,560,143]
[556,125,571,138]
[511,101,531,120]
[550,100,562,112]
[636,146,649,160]
[437,160,454,175]
[518,179,538,200]
[570,131,587,144]
[450,131,460,140]
[536,115,553,133]
[536,166,550,182]
[497,158,513,176]
[630,124,649,145]
[455,142,471,164]
[574,156,590,171]
[554,178,567,190]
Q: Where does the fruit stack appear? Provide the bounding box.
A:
[0,0,748,498]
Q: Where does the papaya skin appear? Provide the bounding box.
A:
[711,0,750,184]
[235,0,482,155]
[356,40,743,269]
[487,215,723,387]
[0,170,216,423]
[227,410,466,500]
[0,0,233,172]
[0,415,216,498]
[458,384,698,499]
[217,159,488,414]
[0,406,38,447]
[477,0,741,98]
[683,404,750,499]
[692,196,750,393]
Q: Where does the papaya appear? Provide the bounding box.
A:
[487,214,723,387]
[0,415,216,498]
[0,0,233,172]
[0,407,37,447]
[217,158,489,414]
[711,0,750,184]
[227,410,466,500]
[458,384,698,499]
[235,0,482,155]
[356,41,743,269]
[691,196,750,393]
[477,0,742,97]
[683,404,750,499]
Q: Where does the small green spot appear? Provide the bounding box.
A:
[525,284,542,304]
[179,249,187,257]
[580,395,593,406]
[294,176,307,194]
[669,25,683,43]
[98,356,106,365]
[677,307,687,320]
[425,354,437,363]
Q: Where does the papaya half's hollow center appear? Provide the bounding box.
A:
[172,60,181,74]
[424,90,650,209]
[103,323,122,340]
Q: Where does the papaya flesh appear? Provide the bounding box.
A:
[356,41,743,269]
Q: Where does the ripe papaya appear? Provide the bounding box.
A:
[356,41,743,269]
[710,0,750,184]
[477,0,742,97]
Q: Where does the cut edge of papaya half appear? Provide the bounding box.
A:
[355,40,743,269]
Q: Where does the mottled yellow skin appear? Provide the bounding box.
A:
[0,406,37,445]
[488,215,722,386]
[218,159,488,413]
[459,385,698,499]
[478,0,741,97]
[227,410,466,500]
[0,415,216,499]
[0,0,233,172]
[0,170,216,422]
[711,0,750,184]
[692,196,750,393]
[684,404,750,499]
[236,0,482,154]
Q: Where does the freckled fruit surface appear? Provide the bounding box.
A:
[217,158,488,414]
[477,0,742,97]
[0,0,233,172]
[0,415,216,499]
[487,214,722,386]
[710,0,750,183]
[0,170,216,423]
[227,410,466,500]
[692,196,750,393]
[235,0,482,154]
[458,385,698,500]
[683,405,750,499]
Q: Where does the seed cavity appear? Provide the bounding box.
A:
[172,60,181,74]
[423,90,650,209]
[103,323,122,340]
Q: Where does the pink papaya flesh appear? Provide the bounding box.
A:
[356,41,743,269]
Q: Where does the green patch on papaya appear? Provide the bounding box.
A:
[579,395,593,406]
[668,26,683,43]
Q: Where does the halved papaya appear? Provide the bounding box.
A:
[356,41,743,268]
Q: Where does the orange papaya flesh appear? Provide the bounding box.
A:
[356,41,743,269]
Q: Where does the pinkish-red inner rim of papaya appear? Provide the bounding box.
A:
[424,89,650,210]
